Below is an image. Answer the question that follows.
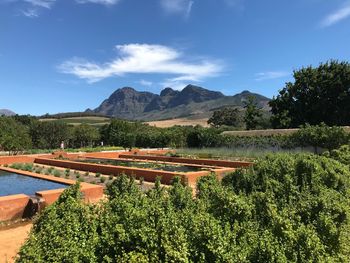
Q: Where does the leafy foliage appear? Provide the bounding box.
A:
[270,60,350,128]
[208,107,241,127]
[17,153,350,262]
[244,96,263,130]
[292,123,349,153]
[0,117,32,154]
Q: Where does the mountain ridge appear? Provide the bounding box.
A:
[0,109,16,116]
[90,84,271,121]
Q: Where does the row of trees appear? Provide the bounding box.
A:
[17,149,350,262]
[1,115,349,154]
[0,116,100,153]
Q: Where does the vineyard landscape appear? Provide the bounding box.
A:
[1,1,350,262]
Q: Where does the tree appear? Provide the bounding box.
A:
[72,124,100,148]
[270,60,350,128]
[243,96,263,130]
[0,117,32,154]
[29,121,72,149]
[208,107,240,127]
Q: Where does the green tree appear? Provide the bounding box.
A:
[30,121,72,149]
[244,96,263,130]
[270,60,350,128]
[0,117,32,154]
[208,107,240,127]
[72,124,100,148]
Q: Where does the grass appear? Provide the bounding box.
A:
[39,116,111,127]
[176,147,312,161]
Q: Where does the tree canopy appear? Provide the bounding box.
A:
[270,60,350,128]
[207,107,241,127]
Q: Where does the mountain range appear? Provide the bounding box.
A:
[0,109,16,116]
[87,84,271,121]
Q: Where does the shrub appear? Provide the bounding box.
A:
[17,154,350,262]
[53,170,61,177]
[100,177,106,183]
[108,175,114,180]
[95,173,101,178]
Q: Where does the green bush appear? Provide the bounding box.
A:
[53,170,61,177]
[17,154,350,262]
[293,123,350,153]
[95,173,101,178]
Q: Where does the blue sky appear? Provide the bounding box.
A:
[1,0,350,115]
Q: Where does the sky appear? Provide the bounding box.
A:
[1,0,350,115]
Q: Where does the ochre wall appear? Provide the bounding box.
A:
[0,167,103,222]
[119,154,253,168]
[0,194,30,222]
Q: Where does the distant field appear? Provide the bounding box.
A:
[147,118,209,128]
[40,116,111,126]
[222,126,350,136]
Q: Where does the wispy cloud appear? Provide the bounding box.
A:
[138,79,153,87]
[160,0,194,19]
[59,43,223,85]
[321,2,350,27]
[23,0,55,9]
[21,8,39,17]
[75,0,121,6]
[255,71,290,81]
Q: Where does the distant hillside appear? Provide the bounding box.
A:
[90,85,271,121]
[0,109,16,116]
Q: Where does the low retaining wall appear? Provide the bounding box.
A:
[0,194,30,222]
[34,158,188,185]
[34,158,235,188]
[119,154,253,168]
[0,167,103,222]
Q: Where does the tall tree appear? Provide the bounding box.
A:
[244,96,262,130]
[0,117,32,154]
[270,60,350,128]
[207,107,240,127]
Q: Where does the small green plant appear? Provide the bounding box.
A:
[95,173,101,178]
[65,168,71,174]
[53,170,61,177]
[100,177,106,183]
[85,171,90,177]
[76,173,81,179]
[109,175,114,180]
[24,163,33,172]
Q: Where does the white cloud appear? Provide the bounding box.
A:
[59,43,223,84]
[138,79,153,87]
[21,8,39,17]
[160,0,194,18]
[75,0,121,5]
[321,2,350,27]
[23,0,55,9]
[255,71,290,81]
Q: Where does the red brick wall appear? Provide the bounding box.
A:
[0,194,30,222]
[119,154,253,168]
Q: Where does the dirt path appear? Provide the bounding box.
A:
[0,223,32,263]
